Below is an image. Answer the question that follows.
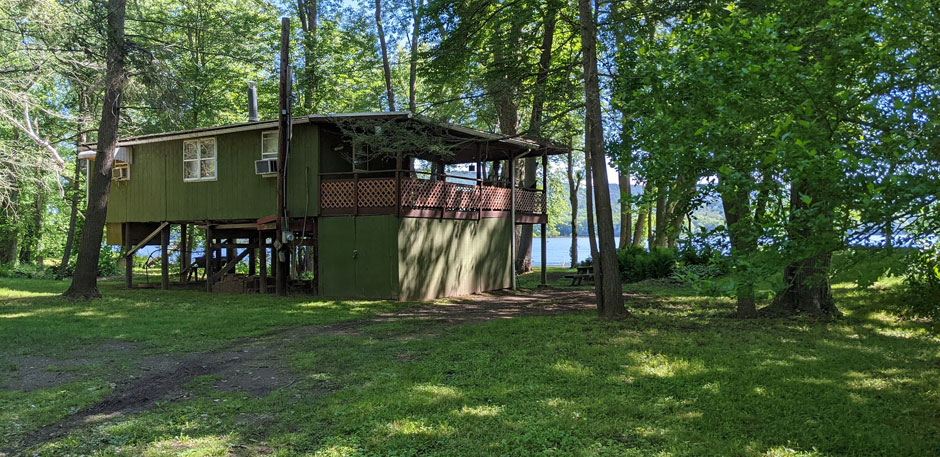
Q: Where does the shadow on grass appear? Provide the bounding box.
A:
[0,277,415,356]
[4,274,940,456]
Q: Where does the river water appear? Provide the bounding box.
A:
[531,236,594,267]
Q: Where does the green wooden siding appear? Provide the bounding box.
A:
[397,217,512,301]
[105,124,319,224]
[286,124,319,217]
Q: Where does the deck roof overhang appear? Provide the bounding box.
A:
[79,112,568,162]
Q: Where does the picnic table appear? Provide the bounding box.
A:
[563,265,595,286]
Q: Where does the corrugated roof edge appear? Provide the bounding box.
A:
[79,111,568,156]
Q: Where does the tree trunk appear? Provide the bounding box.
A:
[578,0,626,319]
[375,0,396,112]
[566,150,580,267]
[654,185,668,248]
[514,5,557,274]
[64,0,126,299]
[719,181,758,318]
[408,0,422,113]
[60,91,88,273]
[515,161,535,274]
[769,180,841,316]
[584,147,598,261]
[771,252,839,316]
[632,198,647,247]
[618,171,631,249]
[22,188,43,265]
[298,0,318,110]
[0,185,18,265]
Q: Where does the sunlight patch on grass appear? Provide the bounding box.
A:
[311,439,360,457]
[550,359,593,377]
[382,417,455,438]
[0,312,35,318]
[141,434,232,456]
[456,404,502,417]
[410,384,462,403]
[627,351,705,378]
[0,288,55,299]
[762,445,824,456]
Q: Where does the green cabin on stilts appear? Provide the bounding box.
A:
[80,112,563,300]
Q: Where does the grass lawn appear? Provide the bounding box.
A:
[1,272,939,456]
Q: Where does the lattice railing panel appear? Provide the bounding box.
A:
[357,178,396,208]
[480,186,511,210]
[515,189,544,214]
[320,180,355,208]
[322,176,544,214]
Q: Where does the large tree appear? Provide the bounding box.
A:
[64,0,127,299]
[624,0,940,317]
[578,0,626,319]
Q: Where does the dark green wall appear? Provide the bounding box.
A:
[397,217,513,300]
[318,215,513,300]
[105,124,319,224]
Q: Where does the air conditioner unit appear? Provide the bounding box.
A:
[255,158,278,176]
[112,163,130,181]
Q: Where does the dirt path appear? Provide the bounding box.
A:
[2,288,595,455]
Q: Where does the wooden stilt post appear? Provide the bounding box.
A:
[124,222,133,289]
[312,222,319,295]
[259,235,267,293]
[541,151,548,287]
[275,17,291,297]
[395,151,402,217]
[225,238,234,264]
[161,223,170,290]
[248,238,256,277]
[510,157,517,290]
[476,144,482,221]
[180,223,188,283]
[206,223,214,292]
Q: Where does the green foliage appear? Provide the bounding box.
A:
[892,245,940,323]
[96,246,121,277]
[0,262,55,280]
[617,246,676,283]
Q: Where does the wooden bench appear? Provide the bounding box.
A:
[563,265,595,286]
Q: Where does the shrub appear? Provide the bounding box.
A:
[97,245,122,277]
[671,262,725,283]
[618,246,676,283]
[0,262,55,280]
[892,245,940,322]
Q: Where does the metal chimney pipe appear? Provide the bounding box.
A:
[247,81,259,122]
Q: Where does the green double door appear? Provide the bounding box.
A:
[318,215,398,299]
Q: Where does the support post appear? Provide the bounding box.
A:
[476,143,482,220]
[248,246,256,276]
[541,151,548,286]
[510,157,516,290]
[161,223,170,290]
[259,235,268,293]
[206,223,214,292]
[275,16,291,297]
[225,238,234,263]
[395,151,402,217]
[312,221,319,295]
[180,223,188,283]
[124,222,132,289]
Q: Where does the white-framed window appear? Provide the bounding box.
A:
[183,137,217,182]
[261,131,278,159]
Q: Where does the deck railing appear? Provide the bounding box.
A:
[319,173,544,218]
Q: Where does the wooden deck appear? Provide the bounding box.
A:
[319,175,546,223]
